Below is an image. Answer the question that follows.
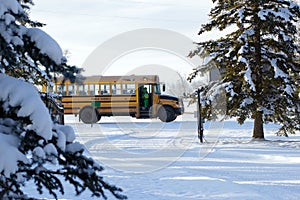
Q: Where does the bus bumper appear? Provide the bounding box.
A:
[175,107,184,115]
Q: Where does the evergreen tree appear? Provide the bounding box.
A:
[189,0,300,138]
[0,0,126,199]
[0,0,79,85]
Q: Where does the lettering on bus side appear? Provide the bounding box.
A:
[91,97,99,100]
[100,97,110,101]
[92,97,111,101]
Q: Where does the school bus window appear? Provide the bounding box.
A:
[100,84,110,95]
[57,84,66,95]
[112,84,121,95]
[141,84,152,93]
[78,84,87,96]
[95,84,100,95]
[47,85,54,93]
[123,84,136,95]
[89,84,97,95]
[67,84,75,95]
[90,84,100,95]
[85,85,89,95]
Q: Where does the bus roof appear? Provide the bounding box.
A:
[55,75,160,84]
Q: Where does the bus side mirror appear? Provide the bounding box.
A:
[162,84,166,92]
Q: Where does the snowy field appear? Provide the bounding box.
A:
[28,113,300,200]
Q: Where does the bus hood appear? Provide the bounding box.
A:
[159,94,179,101]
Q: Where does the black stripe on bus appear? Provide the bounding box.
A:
[62,100,136,103]
[62,95,136,99]
[63,106,137,110]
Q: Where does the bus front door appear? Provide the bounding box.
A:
[138,84,153,118]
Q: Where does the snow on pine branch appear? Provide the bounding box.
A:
[0,0,25,46]
[0,74,80,178]
[258,7,292,21]
[0,74,53,140]
[0,0,23,16]
[27,28,64,65]
[244,66,256,92]
[0,73,53,177]
[0,0,65,65]
[0,133,29,177]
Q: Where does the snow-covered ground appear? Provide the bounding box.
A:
[27,112,300,200]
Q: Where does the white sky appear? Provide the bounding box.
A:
[30,0,214,77]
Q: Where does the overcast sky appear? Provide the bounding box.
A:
[30,0,214,76]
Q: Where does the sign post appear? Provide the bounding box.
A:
[197,88,204,143]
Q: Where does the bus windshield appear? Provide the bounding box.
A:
[154,84,161,94]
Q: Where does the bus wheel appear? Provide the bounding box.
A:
[79,106,100,124]
[158,106,176,122]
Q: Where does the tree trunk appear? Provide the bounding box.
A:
[252,2,264,140]
[252,112,264,139]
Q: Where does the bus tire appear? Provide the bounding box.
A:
[158,106,176,122]
[79,106,100,124]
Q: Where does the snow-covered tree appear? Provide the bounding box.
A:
[189,0,300,138]
[0,75,126,199]
[295,0,300,64]
[0,0,79,85]
[167,72,206,98]
[0,0,126,199]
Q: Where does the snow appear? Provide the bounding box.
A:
[272,58,288,79]
[27,28,64,65]
[284,85,293,96]
[0,74,53,177]
[33,146,46,159]
[44,143,58,156]
[238,29,254,43]
[4,13,15,25]
[0,0,64,65]
[237,8,244,24]
[0,0,24,46]
[0,74,53,140]
[54,124,76,151]
[24,114,300,199]
[0,0,22,16]
[238,56,247,64]
[259,106,274,115]
[66,142,85,153]
[0,133,28,177]
[244,66,256,91]
[56,130,67,151]
[0,74,81,179]
[55,124,76,143]
[279,30,291,42]
[258,8,292,21]
[224,82,235,96]
[241,97,253,107]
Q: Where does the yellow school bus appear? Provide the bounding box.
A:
[45,75,184,124]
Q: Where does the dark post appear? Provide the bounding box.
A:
[197,88,204,143]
